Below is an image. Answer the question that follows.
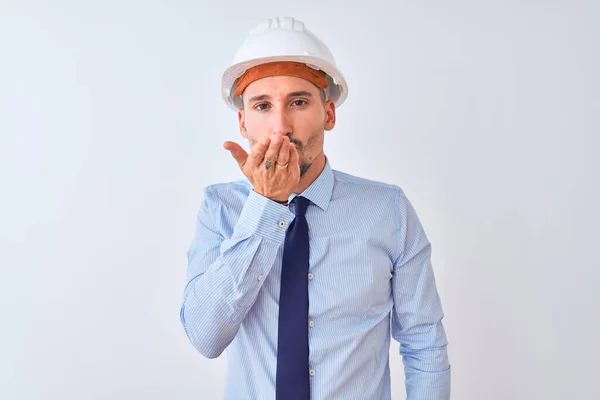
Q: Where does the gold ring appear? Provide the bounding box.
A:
[276,162,289,169]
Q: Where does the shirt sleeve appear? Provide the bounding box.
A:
[391,188,451,399]
[179,187,292,359]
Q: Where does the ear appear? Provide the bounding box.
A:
[324,100,336,131]
[237,108,248,138]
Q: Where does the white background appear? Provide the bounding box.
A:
[1,1,599,399]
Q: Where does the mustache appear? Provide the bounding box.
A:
[289,138,302,149]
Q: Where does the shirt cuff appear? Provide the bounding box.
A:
[236,189,293,243]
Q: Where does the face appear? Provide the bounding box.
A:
[238,75,336,177]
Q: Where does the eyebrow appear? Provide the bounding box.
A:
[247,91,314,103]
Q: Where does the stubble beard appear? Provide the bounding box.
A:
[293,126,324,178]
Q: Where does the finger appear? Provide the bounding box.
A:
[289,142,299,172]
[223,141,248,169]
[250,136,271,163]
[263,135,284,170]
[276,136,290,166]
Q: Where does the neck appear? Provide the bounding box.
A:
[293,151,326,194]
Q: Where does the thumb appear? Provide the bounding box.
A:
[223,141,248,169]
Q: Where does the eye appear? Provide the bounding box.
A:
[254,103,270,111]
[291,99,308,107]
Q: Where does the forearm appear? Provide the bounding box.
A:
[397,304,451,399]
[403,335,451,400]
[180,189,291,358]
[397,270,452,399]
[398,272,451,399]
[180,235,281,358]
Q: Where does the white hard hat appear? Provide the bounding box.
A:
[221,16,348,111]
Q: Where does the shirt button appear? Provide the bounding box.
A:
[278,220,286,228]
[308,320,314,328]
[308,273,313,280]
[257,274,264,281]
[309,369,315,377]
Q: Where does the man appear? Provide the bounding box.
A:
[180,16,451,399]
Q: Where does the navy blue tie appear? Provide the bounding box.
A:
[276,196,311,400]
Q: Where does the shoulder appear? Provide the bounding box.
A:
[204,179,250,195]
[332,168,405,199]
[201,179,252,207]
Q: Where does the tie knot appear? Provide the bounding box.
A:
[292,196,310,217]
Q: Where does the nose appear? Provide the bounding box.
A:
[271,108,292,137]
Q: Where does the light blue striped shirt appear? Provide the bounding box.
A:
[180,155,451,399]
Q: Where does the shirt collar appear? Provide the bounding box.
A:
[290,154,334,212]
